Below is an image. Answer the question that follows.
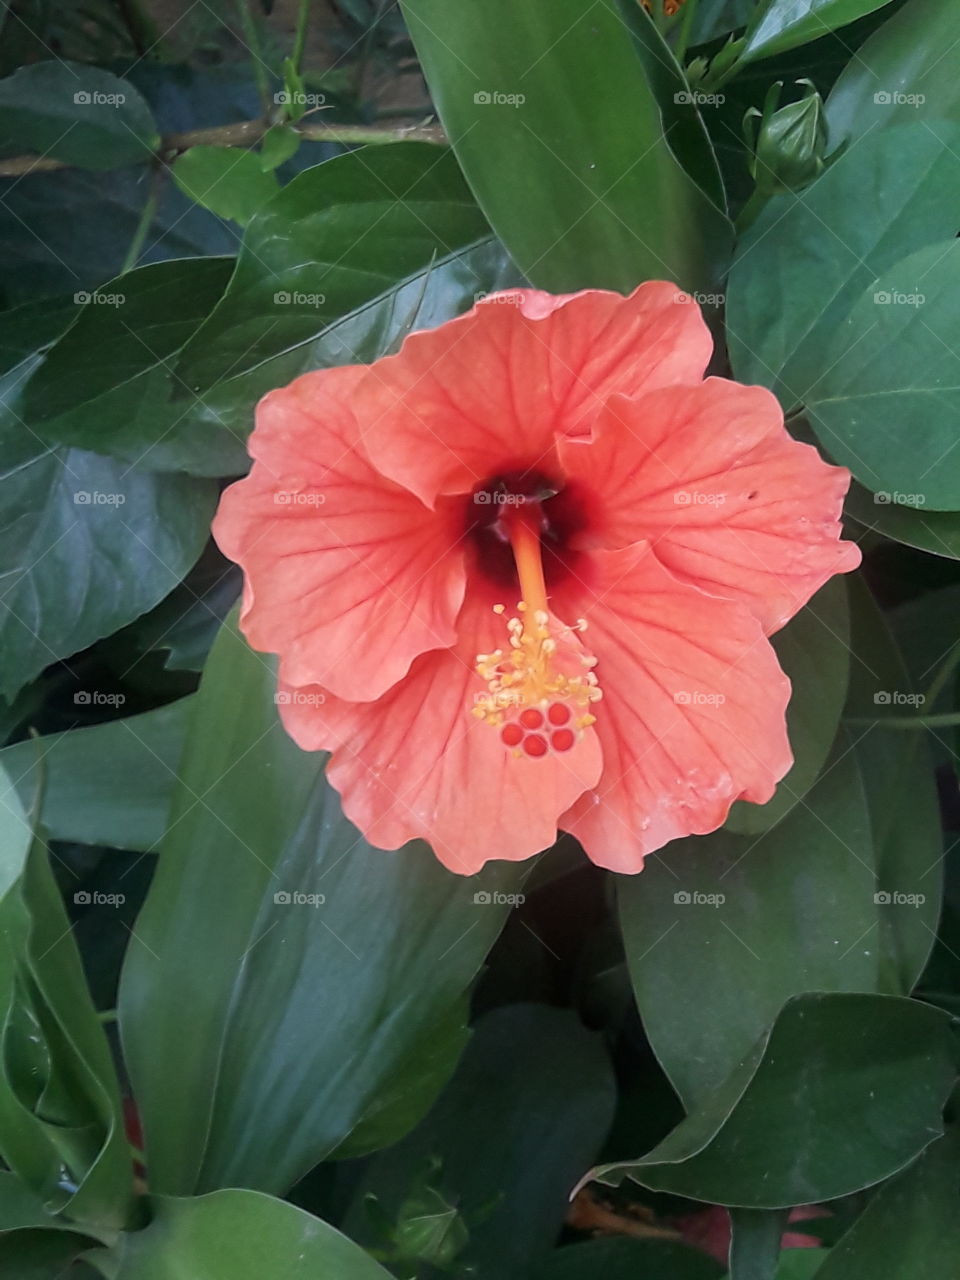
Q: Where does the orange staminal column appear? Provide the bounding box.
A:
[472,498,601,756]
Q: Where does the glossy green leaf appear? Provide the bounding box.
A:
[172,146,281,225]
[727,122,960,410]
[741,0,895,63]
[125,549,241,672]
[807,239,960,510]
[0,764,133,1232]
[621,743,884,1107]
[103,1190,392,1280]
[532,1236,723,1280]
[816,1129,960,1277]
[0,1171,61,1229]
[346,1004,616,1280]
[0,300,217,700]
[843,578,943,990]
[1,698,192,852]
[0,61,159,170]
[687,0,755,44]
[0,1228,99,1278]
[176,143,491,394]
[21,258,246,477]
[827,0,960,140]
[119,616,524,1196]
[186,236,516,441]
[592,993,954,1206]
[259,124,301,172]
[726,577,849,834]
[399,0,731,294]
[845,483,960,559]
[774,1253,830,1279]
[729,1208,790,1280]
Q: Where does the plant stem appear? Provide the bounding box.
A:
[0,117,446,178]
[236,0,273,114]
[121,166,163,273]
[291,0,310,77]
[848,713,960,730]
[674,0,701,60]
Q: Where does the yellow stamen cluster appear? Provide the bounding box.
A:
[473,604,602,727]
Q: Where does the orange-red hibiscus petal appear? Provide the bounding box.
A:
[559,381,860,633]
[555,543,793,873]
[275,598,603,874]
[356,282,712,507]
[212,365,466,702]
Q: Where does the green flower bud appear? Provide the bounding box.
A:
[745,80,833,196]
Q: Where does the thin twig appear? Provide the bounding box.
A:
[0,116,447,178]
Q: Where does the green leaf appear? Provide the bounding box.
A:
[0,167,237,304]
[843,578,943,991]
[101,1190,393,1279]
[172,146,281,225]
[119,616,524,1196]
[0,300,217,700]
[725,577,850,834]
[20,259,247,476]
[0,61,159,170]
[727,122,960,409]
[621,742,885,1107]
[259,124,301,172]
[815,1129,960,1277]
[176,143,491,395]
[346,1004,616,1280]
[0,763,133,1232]
[591,993,955,1206]
[741,0,895,63]
[186,236,516,440]
[807,239,960,511]
[774,1253,830,1279]
[124,548,241,672]
[844,483,960,560]
[1,698,192,852]
[398,0,731,294]
[688,0,755,43]
[532,1237,723,1280]
[729,1208,790,1280]
[827,0,960,141]
[0,1228,99,1278]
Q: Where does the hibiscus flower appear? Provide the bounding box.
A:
[213,283,860,875]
